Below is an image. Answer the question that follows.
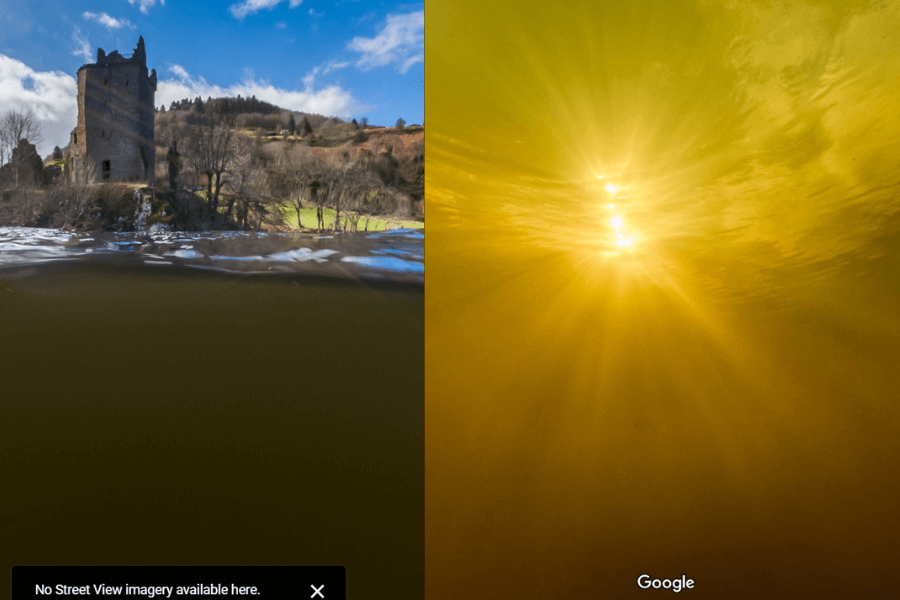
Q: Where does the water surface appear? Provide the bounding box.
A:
[0,226,424,283]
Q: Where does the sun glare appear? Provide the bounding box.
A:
[606,184,618,194]
[605,212,637,250]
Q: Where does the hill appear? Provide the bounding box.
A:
[153,97,424,221]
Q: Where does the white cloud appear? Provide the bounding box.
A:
[276,21,287,29]
[169,64,191,80]
[127,0,164,15]
[0,54,78,158]
[83,12,135,30]
[301,60,349,87]
[308,8,323,17]
[71,27,93,62]
[347,11,423,74]
[302,67,319,90]
[228,0,302,20]
[400,54,423,73]
[322,61,350,74]
[158,64,361,118]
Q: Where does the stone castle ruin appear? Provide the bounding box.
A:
[68,36,157,184]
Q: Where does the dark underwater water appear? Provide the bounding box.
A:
[0,227,423,596]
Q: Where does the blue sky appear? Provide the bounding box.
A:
[0,0,423,157]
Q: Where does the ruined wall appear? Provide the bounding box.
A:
[69,38,157,184]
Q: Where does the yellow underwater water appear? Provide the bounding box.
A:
[426,1,900,597]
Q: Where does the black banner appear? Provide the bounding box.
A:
[13,567,345,600]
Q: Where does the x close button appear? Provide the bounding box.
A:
[311,584,325,598]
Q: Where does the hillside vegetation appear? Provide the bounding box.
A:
[152,96,423,231]
[0,97,423,233]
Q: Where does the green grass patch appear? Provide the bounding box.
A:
[278,204,423,231]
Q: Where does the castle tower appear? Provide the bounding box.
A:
[68,36,157,183]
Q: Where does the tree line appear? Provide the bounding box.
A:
[162,95,282,116]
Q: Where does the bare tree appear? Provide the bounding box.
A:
[0,108,43,166]
[259,143,406,233]
[167,140,181,190]
[316,162,345,232]
[352,173,392,231]
[186,109,238,213]
[312,159,361,232]
[314,181,325,231]
[266,146,321,229]
[224,139,267,228]
[313,160,391,233]
[328,162,381,232]
[181,134,204,189]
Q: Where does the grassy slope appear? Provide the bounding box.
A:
[278,204,424,231]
